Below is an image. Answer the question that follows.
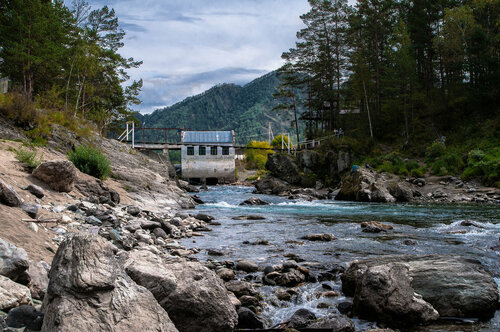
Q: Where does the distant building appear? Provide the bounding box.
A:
[0,77,8,94]
[181,130,236,185]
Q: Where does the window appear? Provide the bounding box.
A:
[199,146,206,155]
[187,147,194,155]
[222,146,229,155]
[210,146,218,155]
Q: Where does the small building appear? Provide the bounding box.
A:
[181,130,236,185]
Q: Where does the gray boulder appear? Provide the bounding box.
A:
[122,249,238,332]
[353,263,438,326]
[41,234,178,332]
[266,153,302,185]
[237,307,264,329]
[0,238,29,283]
[33,160,76,192]
[236,259,259,273]
[239,197,269,206]
[287,308,316,329]
[0,179,22,207]
[342,255,499,320]
[336,167,396,202]
[296,150,322,174]
[21,203,38,219]
[254,176,290,195]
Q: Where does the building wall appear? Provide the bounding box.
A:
[181,145,235,182]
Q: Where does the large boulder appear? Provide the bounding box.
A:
[296,150,322,174]
[254,176,290,195]
[41,234,178,332]
[265,154,302,185]
[0,275,32,311]
[32,160,77,192]
[122,249,238,332]
[342,255,499,320]
[75,177,120,204]
[0,238,29,283]
[335,167,396,202]
[6,305,44,330]
[308,314,355,332]
[0,179,22,207]
[353,263,439,326]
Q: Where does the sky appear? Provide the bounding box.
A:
[83,0,311,114]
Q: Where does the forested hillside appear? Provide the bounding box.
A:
[143,72,304,144]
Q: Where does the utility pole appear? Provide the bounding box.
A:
[268,122,273,145]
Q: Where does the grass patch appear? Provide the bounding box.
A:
[14,147,43,171]
[68,145,111,180]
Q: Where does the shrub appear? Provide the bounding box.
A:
[68,145,111,180]
[245,140,273,170]
[425,141,446,162]
[411,168,425,178]
[461,147,500,187]
[271,134,290,148]
[15,147,43,171]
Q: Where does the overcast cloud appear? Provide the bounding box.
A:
[81,0,310,113]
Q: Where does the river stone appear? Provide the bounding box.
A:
[122,249,237,332]
[6,305,43,330]
[236,260,259,273]
[32,160,76,193]
[301,233,336,241]
[287,308,316,329]
[335,167,396,203]
[0,238,29,283]
[194,213,214,222]
[239,197,270,206]
[0,275,32,311]
[0,179,22,207]
[308,313,355,332]
[224,280,257,298]
[237,307,264,329]
[353,263,439,326]
[216,268,235,281]
[41,234,178,332]
[361,221,393,233]
[275,269,306,287]
[254,176,290,195]
[342,255,499,320]
[26,184,44,199]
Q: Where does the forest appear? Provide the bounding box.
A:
[0,0,142,139]
[274,0,500,186]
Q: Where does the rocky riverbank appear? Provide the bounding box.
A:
[253,153,500,205]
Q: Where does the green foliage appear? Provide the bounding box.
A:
[68,145,111,180]
[14,147,43,171]
[245,141,274,170]
[425,142,464,175]
[271,134,290,148]
[461,147,500,187]
[365,151,423,176]
[246,169,269,181]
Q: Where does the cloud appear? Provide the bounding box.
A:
[83,0,310,114]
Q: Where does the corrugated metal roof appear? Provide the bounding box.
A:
[182,131,233,143]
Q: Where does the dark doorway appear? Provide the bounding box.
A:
[206,177,218,185]
[188,178,201,185]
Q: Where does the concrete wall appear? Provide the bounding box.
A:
[181,145,235,183]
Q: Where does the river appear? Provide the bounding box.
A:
[183,185,500,331]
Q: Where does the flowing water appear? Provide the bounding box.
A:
[183,185,500,331]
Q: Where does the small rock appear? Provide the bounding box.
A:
[301,233,336,241]
[232,215,266,220]
[239,197,270,206]
[0,179,23,207]
[26,184,44,199]
[282,260,299,270]
[402,239,417,246]
[236,260,258,273]
[337,301,353,315]
[6,305,43,330]
[239,295,259,308]
[126,206,141,216]
[228,291,241,308]
[287,308,316,329]
[207,249,224,256]
[60,215,72,223]
[66,204,78,212]
[84,216,102,226]
[275,289,291,301]
[216,268,235,281]
[27,222,38,233]
[152,228,167,239]
[361,221,393,233]
[263,266,274,275]
[237,307,264,329]
[195,213,214,222]
[108,229,121,241]
[0,275,32,311]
